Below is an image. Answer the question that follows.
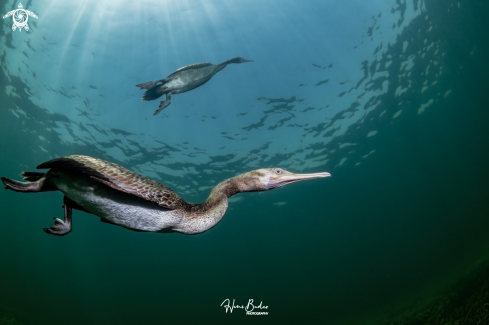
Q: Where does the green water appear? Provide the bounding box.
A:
[1,0,489,324]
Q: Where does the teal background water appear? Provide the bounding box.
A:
[1,0,488,324]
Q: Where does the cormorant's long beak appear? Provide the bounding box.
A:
[243,59,254,62]
[267,172,331,189]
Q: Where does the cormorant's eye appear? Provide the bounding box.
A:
[275,169,282,174]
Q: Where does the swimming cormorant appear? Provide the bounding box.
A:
[136,57,253,115]
[1,155,330,236]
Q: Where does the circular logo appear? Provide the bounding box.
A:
[13,9,27,27]
[2,3,38,32]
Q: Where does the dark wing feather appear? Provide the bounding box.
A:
[37,155,180,210]
[169,62,213,76]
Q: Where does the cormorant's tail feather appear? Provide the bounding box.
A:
[20,171,45,182]
[142,87,165,101]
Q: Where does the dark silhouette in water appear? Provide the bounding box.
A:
[136,57,253,115]
[1,155,330,236]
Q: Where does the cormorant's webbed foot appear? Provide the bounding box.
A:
[154,92,172,115]
[1,176,45,192]
[44,217,71,236]
[43,196,73,236]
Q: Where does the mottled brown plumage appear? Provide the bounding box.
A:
[1,155,331,236]
[37,155,182,210]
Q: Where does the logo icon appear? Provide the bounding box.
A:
[3,3,38,32]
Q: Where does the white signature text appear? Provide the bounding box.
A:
[220,299,269,315]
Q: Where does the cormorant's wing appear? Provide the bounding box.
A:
[26,10,38,18]
[169,62,213,76]
[2,10,15,19]
[37,155,181,210]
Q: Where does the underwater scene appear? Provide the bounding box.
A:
[1,0,489,324]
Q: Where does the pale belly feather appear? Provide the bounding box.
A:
[52,173,181,233]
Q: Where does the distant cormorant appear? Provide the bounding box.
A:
[136,57,253,115]
[1,155,330,236]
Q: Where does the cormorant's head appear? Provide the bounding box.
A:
[263,168,331,190]
[238,168,330,192]
[227,57,254,64]
[216,168,330,197]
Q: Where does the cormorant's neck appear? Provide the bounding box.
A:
[190,174,260,213]
[219,58,238,66]
[201,176,244,209]
[176,174,264,234]
[216,58,240,71]
[178,177,243,233]
[215,62,230,73]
